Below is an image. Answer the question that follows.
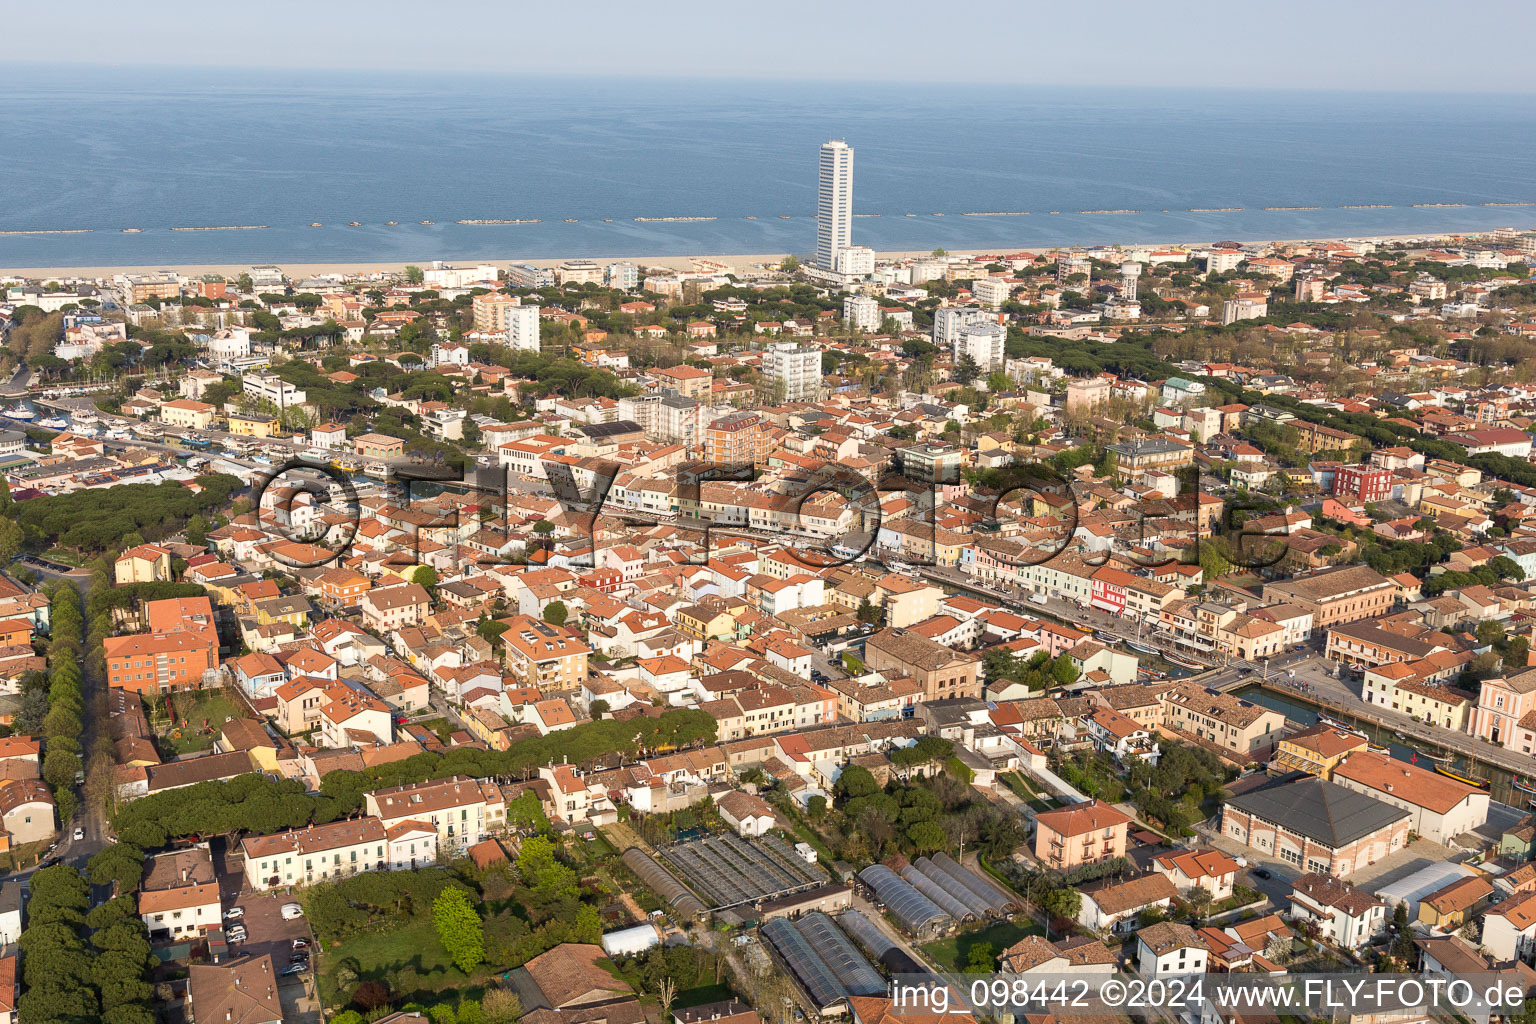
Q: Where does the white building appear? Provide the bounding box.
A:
[507,304,541,352]
[558,260,604,285]
[931,305,988,348]
[205,328,253,368]
[364,775,508,855]
[834,246,875,278]
[762,342,822,402]
[1329,752,1489,847]
[431,343,471,367]
[1205,249,1244,274]
[1287,873,1385,952]
[816,140,854,271]
[971,278,1010,310]
[954,320,1006,373]
[1134,922,1209,981]
[1222,294,1269,325]
[843,294,880,332]
[240,818,390,891]
[242,373,307,410]
[1482,889,1536,962]
[607,263,639,290]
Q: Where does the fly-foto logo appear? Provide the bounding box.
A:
[251,455,1292,575]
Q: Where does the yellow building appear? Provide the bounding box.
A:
[227,411,277,438]
[1271,723,1367,777]
[1416,876,1491,932]
[253,596,310,630]
[159,400,215,430]
[675,604,736,641]
[877,575,941,629]
[114,544,173,585]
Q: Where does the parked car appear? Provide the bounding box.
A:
[280,903,304,920]
[279,963,307,976]
[223,907,244,920]
[291,938,309,949]
[1251,868,1272,880]
[289,953,309,965]
[72,827,84,841]
[227,925,248,941]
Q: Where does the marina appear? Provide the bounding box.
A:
[1235,683,1527,806]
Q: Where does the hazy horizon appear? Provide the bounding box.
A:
[6,0,1536,93]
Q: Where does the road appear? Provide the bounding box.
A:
[21,558,113,895]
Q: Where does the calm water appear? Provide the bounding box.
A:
[4,67,1536,267]
[1235,683,1532,808]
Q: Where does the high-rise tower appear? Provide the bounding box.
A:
[816,140,853,271]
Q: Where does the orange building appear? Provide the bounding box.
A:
[104,631,218,694]
[704,411,771,467]
[105,596,220,694]
[1032,799,1132,871]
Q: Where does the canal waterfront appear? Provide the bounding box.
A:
[1234,683,1535,811]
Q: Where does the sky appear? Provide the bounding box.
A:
[7,0,1536,92]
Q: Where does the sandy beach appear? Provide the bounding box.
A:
[0,230,1510,281]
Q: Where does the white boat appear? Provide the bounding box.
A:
[6,405,35,421]
[363,462,389,479]
[37,417,67,430]
[298,448,331,466]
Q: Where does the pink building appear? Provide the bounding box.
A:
[1469,670,1536,754]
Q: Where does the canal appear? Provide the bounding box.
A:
[1233,683,1535,811]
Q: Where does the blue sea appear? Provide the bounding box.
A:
[3,65,1536,268]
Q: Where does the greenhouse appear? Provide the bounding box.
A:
[761,917,853,1014]
[930,852,1021,915]
[857,864,953,938]
[660,833,828,911]
[794,912,886,996]
[621,847,706,917]
[900,862,979,923]
[836,910,930,978]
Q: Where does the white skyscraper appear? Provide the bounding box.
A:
[816,140,853,271]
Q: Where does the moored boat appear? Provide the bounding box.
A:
[1435,764,1490,789]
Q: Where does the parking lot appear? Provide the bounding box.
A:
[213,842,318,1008]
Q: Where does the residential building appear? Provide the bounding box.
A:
[104,629,218,694]
[763,342,823,402]
[864,627,980,700]
[241,817,390,890]
[1135,921,1209,981]
[953,320,1006,373]
[139,845,221,938]
[1261,565,1396,632]
[186,956,283,1024]
[843,294,880,333]
[500,614,590,691]
[115,544,172,584]
[1032,800,1131,872]
[359,584,431,632]
[365,775,507,855]
[1287,873,1385,951]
